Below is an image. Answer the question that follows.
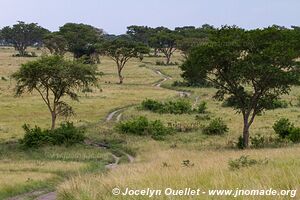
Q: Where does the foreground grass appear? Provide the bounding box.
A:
[58,145,300,200]
[0,142,113,199]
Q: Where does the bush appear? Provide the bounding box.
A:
[51,122,85,146]
[228,155,268,170]
[273,118,300,143]
[250,134,266,148]
[141,99,192,114]
[172,80,212,88]
[203,118,228,135]
[273,118,294,138]
[155,61,179,66]
[236,136,245,149]
[196,102,207,114]
[267,99,288,109]
[163,99,192,114]
[288,128,300,143]
[116,116,172,140]
[141,99,164,112]
[20,122,85,148]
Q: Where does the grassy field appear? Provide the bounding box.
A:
[0,47,300,199]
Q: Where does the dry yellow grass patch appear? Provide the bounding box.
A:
[58,146,300,200]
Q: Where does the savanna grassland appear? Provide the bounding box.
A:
[0,46,300,200]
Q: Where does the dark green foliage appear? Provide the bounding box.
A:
[1,21,49,56]
[266,99,288,109]
[116,116,172,140]
[273,118,300,143]
[141,99,192,114]
[172,80,212,88]
[288,128,300,143]
[155,60,178,66]
[196,102,207,113]
[273,118,294,138]
[236,136,246,149]
[203,118,228,135]
[20,122,85,148]
[228,155,268,170]
[59,23,103,59]
[141,99,164,112]
[195,114,210,121]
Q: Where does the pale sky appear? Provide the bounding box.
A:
[0,0,299,34]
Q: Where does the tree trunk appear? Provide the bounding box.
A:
[166,54,171,65]
[117,67,124,84]
[51,112,57,130]
[242,116,250,148]
[17,46,26,56]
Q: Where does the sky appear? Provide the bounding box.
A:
[0,0,299,34]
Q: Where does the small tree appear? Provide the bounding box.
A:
[12,56,98,130]
[149,28,178,64]
[98,38,149,84]
[181,26,300,147]
[1,21,49,56]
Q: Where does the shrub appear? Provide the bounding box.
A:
[228,155,268,170]
[250,134,266,148]
[21,125,52,148]
[196,102,207,114]
[155,61,179,66]
[156,60,166,65]
[141,99,192,114]
[116,116,172,140]
[267,99,288,109]
[203,118,228,135]
[1,77,8,81]
[141,99,164,112]
[288,128,300,143]
[172,80,212,88]
[20,122,85,148]
[236,136,245,149]
[163,99,192,114]
[51,122,85,146]
[273,118,294,138]
[195,114,210,121]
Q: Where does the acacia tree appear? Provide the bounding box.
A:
[1,21,49,56]
[149,28,179,64]
[126,25,152,45]
[12,56,98,130]
[43,32,67,56]
[59,23,103,59]
[181,26,300,147]
[175,25,215,58]
[98,38,149,84]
